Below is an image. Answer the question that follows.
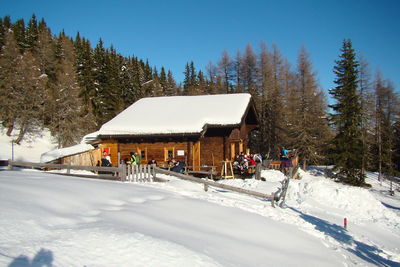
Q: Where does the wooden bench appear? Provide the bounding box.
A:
[268,161,281,170]
[185,166,217,179]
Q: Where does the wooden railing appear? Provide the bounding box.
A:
[154,166,289,207]
[8,160,124,180]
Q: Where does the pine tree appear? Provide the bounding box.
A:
[26,14,38,52]
[183,61,199,95]
[92,39,111,126]
[166,70,177,96]
[329,39,364,185]
[159,66,168,94]
[52,34,86,147]
[0,18,5,51]
[0,31,20,135]
[12,19,27,52]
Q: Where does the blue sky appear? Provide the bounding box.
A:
[2,0,399,95]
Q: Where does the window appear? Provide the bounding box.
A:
[164,147,175,161]
[138,148,147,163]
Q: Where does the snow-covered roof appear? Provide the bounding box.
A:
[97,93,253,136]
[40,143,94,163]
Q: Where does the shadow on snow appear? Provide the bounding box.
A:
[5,248,54,267]
[381,202,400,211]
[290,207,398,267]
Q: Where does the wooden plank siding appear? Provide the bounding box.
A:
[61,148,101,166]
[119,141,193,167]
[200,137,224,169]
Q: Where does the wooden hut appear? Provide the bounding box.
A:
[44,93,259,172]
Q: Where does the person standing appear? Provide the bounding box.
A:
[134,151,142,166]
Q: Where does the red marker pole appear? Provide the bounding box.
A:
[344,217,347,230]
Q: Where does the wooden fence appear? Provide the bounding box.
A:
[7,160,157,182]
[154,166,289,207]
[125,164,156,182]
[8,160,124,180]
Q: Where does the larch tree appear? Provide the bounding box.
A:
[292,47,330,169]
[13,50,47,144]
[217,50,234,94]
[241,43,258,97]
[357,56,375,174]
[393,117,400,174]
[329,39,365,185]
[374,73,399,180]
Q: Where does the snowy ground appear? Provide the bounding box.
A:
[0,167,399,266]
[1,128,400,266]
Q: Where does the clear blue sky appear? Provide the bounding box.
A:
[2,0,399,95]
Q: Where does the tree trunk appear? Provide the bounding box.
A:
[302,157,307,171]
[6,119,14,136]
[15,123,27,145]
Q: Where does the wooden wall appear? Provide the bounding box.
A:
[99,142,119,166]
[200,137,224,168]
[61,148,101,166]
[119,141,193,167]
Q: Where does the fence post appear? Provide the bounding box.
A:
[134,165,139,182]
[144,165,150,182]
[8,159,13,170]
[119,163,125,182]
[67,162,71,174]
[255,163,261,180]
[127,164,131,182]
[152,164,156,181]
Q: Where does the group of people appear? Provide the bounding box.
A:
[233,152,262,175]
[101,151,158,167]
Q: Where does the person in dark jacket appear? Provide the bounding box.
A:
[171,160,185,173]
[148,159,157,166]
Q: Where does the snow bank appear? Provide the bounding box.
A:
[286,169,400,225]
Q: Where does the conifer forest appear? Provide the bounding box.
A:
[0,15,399,185]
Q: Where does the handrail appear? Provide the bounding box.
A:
[8,160,123,180]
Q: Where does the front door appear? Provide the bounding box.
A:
[192,141,201,171]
